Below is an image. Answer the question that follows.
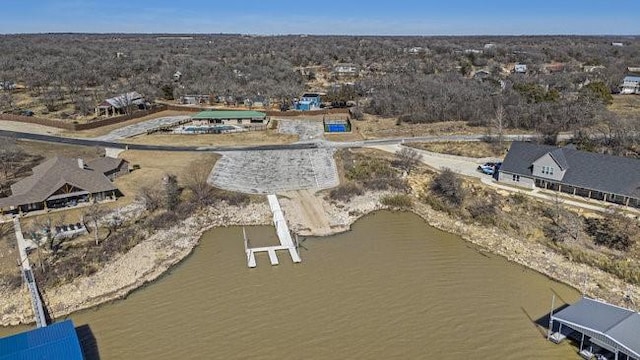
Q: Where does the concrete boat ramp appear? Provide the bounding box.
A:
[245,195,302,268]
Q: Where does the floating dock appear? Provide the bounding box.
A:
[245,195,302,268]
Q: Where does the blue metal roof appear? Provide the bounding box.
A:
[0,320,84,360]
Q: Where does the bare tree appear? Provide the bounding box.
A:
[493,102,505,147]
[395,147,422,175]
[83,202,107,246]
[137,186,163,212]
[184,161,214,207]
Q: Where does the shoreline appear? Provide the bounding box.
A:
[1,191,638,327]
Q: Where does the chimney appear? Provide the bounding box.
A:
[77,158,85,169]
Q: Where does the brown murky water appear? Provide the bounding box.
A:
[1,211,581,359]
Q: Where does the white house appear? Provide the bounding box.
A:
[621,76,640,95]
[514,64,527,74]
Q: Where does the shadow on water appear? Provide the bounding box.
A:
[76,324,101,360]
[534,304,570,328]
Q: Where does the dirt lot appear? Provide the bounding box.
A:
[408,141,511,158]
[125,129,297,147]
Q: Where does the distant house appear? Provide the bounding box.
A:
[583,65,605,73]
[407,47,426,55]
[473,70,491,80]
[173,71,182,81]
[0,80,16,90]
[333,63,358,77]
[545,63,565,73]
[626,66,640,75]
[0,156,125,215]
[514,63,528,74]
[95,91,148,117]
[295,93,322,111]
[180,94,210,105]
[484,43,496,50]
[498,142,640,208]
[612,42,624,47]
[620,76,640,94]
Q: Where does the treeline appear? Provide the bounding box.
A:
[0,34,639,149]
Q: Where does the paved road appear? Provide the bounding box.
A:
[0,130,319,152]
[0,129,573,153]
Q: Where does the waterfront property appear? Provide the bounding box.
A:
[0,156,124,215]
[191,110,268,126]
[0,320,84,360]
[549,297,640,360]
[498,142,640,208]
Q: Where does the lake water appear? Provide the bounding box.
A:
[0,211,581,359]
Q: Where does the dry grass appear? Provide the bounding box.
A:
[324,131,364,142]
[16,140,104,159]
[124,129,297,147]
[356,115,534,139]
[116,150,220,197]
[408,141,510,158]
[609,95,640,117]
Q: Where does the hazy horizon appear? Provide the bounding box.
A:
[1,0,639,36]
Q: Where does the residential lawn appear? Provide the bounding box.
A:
[324,131,364,142]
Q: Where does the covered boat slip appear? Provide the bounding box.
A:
[549,297,640,360]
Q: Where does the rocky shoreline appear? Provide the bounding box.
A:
[1,190,638,327]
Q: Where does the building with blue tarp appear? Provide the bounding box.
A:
[0,320,84,360]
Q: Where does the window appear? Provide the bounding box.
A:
[512,174,520,182]
[541,166,555,175]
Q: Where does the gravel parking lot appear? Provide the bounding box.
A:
[277,119,324,142]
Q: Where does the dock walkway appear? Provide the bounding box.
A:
[14,218,47,328]
[245,195,302,267]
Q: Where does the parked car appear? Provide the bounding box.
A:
[477,162,502,175]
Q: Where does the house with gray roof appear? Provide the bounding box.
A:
[0,156,126,215]
[499,142,640,208]
[550,297,640,359]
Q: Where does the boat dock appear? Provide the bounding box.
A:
[245,195,302,268]
[14,218,47,328]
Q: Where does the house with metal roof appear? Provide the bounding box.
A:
[621,76,640,95]
[95,91,148,117]
[0,319,84,360]
[549,297,640,360]
[498,142,640,208]
[191,110,268,125]
[0,156,124,215]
